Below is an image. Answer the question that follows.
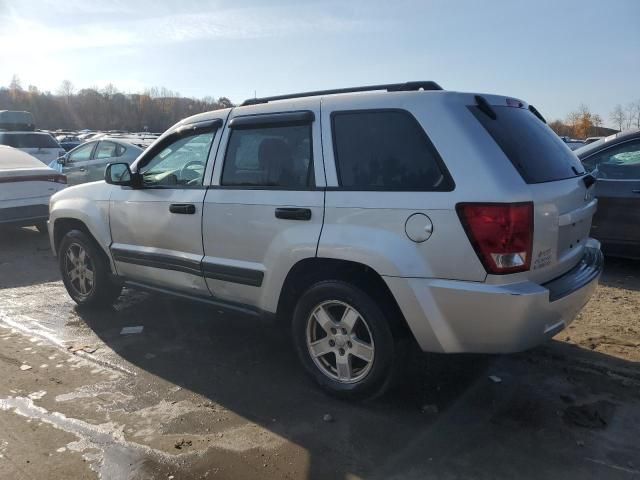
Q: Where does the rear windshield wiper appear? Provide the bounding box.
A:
[475,95,497,120]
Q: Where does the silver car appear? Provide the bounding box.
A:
[53,138,146,185]
[48,82,603,399]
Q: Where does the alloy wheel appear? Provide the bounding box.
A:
[64,242,95,297]
[305,300,375,384]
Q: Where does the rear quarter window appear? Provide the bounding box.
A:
[331,110,453,191]
[470,106,585,184]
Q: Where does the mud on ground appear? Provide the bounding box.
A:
[0,226,638,480]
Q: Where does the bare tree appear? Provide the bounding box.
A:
[0,80,233,131]
[631,100,640,130]
[9,74,22,91]
[102,83,118,97]
[592,114,603,136]
[57,79,75,97]
[565,111,580,137]
[624,102,636,130]
[610,104,626,132]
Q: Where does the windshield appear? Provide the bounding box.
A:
[0,133,59,148]
[470,105,585,183]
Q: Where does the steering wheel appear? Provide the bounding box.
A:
[180,160,205,182]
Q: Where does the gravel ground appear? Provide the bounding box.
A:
[0,226,638,480]
[559,257,640,362]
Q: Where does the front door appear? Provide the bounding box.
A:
[202,102,325,312]
[586,139,640,256]
[109,118,224,295]
[64,142,97,185]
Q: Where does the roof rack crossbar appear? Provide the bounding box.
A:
[241,81,443,106]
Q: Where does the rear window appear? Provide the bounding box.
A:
[0,133,59,149]
[332,110,453,191]
[470,106,585,184]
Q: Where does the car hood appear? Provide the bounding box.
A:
[50,180,113,203]
[0,165,58,178]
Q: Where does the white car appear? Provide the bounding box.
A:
[0,146,67,232]
[0,131,66,165]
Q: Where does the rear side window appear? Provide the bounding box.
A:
[95,141,118,159]
[0,133,59,148]
[116,144,127,157]
[332,110,452,191]
[470,106,585,184]
[222,125,313,188]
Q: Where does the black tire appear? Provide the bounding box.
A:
[58,229,122,307]
[292,280,402,400]
[35,221,48,234]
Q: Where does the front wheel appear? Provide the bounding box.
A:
[292,280,401,400]
[58,229,122,307]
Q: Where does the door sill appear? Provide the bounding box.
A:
[121,279,268,319]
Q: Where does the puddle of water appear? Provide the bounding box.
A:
[0,396,179,479]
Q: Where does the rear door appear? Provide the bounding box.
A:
[202,101,324,311]
[582,139,640,256]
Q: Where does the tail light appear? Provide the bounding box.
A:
[456,202,533,274]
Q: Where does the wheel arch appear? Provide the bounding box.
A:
[276,257,412,338]
[53,217,114,271]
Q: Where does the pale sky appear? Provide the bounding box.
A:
[1,0,638,125]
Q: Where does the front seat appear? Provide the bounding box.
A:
[258,138,294,186]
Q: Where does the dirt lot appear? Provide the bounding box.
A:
[0,226,639,480]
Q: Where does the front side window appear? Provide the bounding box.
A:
[95,141,118,159]
[582,140,640,180]
[221,124,313,188]
[140,131,214,187]
[68,143,95,162]
[332,110,452,190]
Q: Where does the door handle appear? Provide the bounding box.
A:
[169,203,196,214]
[275,207,312,220]
[632,190,640,194]
[79,167,86,172]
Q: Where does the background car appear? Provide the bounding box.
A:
[0,145,66,232]
[0,131,66,164]
[52,137,148,185]
[584,136,604,145]
[55,134,82,152]
[566,140,585,150]
[576,129,640,259]
[0,110,35,131]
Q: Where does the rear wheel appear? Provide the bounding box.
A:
[292,280,401,400]
[58,230,122,307]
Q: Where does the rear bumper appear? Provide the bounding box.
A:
[0,204,49,227]
[384,242,603,354]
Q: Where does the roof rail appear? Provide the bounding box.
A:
[241,81,443,106]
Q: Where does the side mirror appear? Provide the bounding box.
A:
[105,162,133,186]
[57,155,67,165]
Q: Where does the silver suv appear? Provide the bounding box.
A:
[48,82,603,399]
